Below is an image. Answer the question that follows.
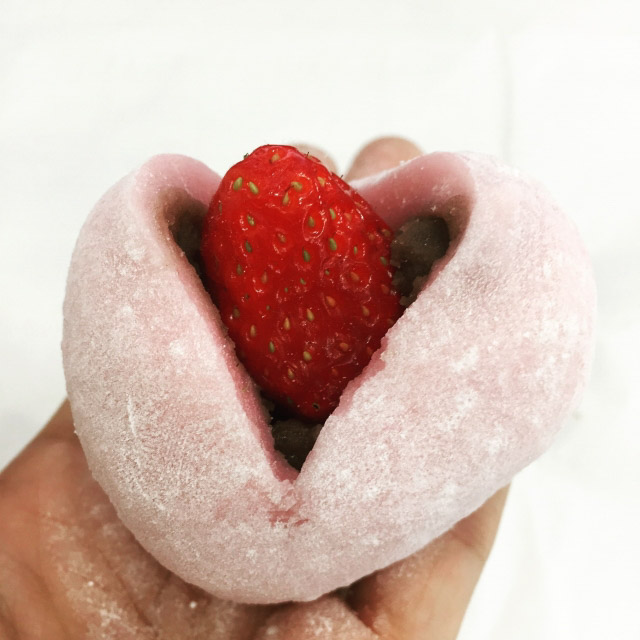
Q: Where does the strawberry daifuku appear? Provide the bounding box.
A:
[201,145,401,420]
[62,149,596,603]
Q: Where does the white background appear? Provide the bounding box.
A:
[1,1,639,638]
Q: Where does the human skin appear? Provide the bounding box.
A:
[0,138,509,640]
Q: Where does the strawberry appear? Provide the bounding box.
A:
[200,145,401,420]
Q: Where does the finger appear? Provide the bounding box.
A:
[290,143,339,174]
[254,597,377,640]
[349,486,510,640]
[346,137,422,181]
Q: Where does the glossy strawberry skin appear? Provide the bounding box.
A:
[200,145,401,420]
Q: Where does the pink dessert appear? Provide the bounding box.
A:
[62,151,596,603]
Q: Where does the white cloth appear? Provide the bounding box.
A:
[1,1,638,637]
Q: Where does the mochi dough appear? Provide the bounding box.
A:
[62,152,596,603]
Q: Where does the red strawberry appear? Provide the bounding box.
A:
[200,145,401,420]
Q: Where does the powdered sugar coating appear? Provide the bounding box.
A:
[62,152,596,603]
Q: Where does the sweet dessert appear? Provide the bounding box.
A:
[62,148,596,604]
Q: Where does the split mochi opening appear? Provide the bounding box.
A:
[168,185,468,470]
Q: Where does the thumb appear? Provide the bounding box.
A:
[349,486,509,640]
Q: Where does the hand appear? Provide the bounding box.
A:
[0,139,509,640]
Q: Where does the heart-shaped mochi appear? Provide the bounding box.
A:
[62,151,596,604]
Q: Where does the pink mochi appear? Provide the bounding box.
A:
[62,151,596,604]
